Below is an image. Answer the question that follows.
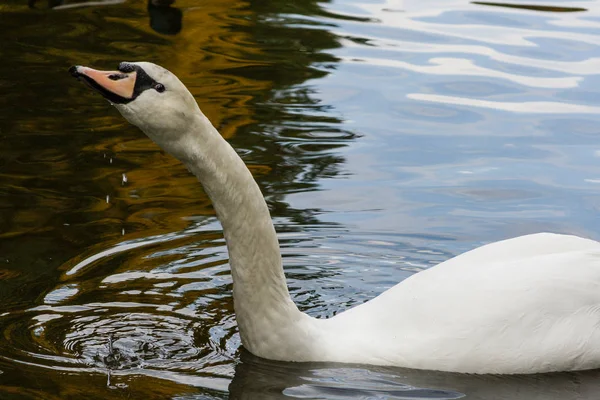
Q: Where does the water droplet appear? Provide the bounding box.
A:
[106,195,110,204]
[109,158,113,164]
[121,228,125,236]
[122,173,128,185]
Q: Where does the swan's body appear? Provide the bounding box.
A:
[318,233,600,373]
[70,61,600,374]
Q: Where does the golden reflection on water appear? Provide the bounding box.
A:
[0,0,348,397]
[153,0,263,139]
[1,0,277,244]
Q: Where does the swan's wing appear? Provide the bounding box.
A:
[323,233,600,373]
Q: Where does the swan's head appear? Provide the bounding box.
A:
[70,62,201,154]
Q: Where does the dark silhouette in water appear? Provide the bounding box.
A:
[27,0,182,35]
[148,0,182,35]
[28,0,63,7]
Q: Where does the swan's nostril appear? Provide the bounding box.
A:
[108,73,127,81]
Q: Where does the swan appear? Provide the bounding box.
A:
[69,61,600,375]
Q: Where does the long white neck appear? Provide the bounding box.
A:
[160,112,316,358]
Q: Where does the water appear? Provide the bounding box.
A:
[1,0,600,398]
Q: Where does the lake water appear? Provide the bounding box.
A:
[2,0,600,398]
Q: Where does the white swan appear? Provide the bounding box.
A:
[70,61,600,375]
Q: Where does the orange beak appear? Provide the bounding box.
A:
[69,65,137,104]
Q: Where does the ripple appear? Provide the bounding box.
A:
[339,36,600,75]
[407,93,600,114]
[284,368,464,399]
[360,2,600,46]
[0,302,232,375]
[43,285,79,305]
[341,56,582,88]
[0,223,243,387]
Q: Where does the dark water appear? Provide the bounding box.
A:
[2,0,600,398]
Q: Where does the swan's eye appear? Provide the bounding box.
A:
[118,62,135,73]
[154,83,166,93]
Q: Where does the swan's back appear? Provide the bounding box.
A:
[432,232,600,269]
[319,233,600,374]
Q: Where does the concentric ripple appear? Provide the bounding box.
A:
[0,307,211,370]
[0,224,240,384]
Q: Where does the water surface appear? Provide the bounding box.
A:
[1,0,600,398]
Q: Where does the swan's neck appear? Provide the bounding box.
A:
[167,113,312,356]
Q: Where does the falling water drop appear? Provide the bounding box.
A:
[122,173,128,185]
[106,195,110,204]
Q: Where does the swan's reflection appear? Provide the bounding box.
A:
[227,350,600,400]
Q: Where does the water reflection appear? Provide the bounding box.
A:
[472,2,587,13]
[230,352,464,400]
[230,352,600,400]
[2,0,600,398]
[28,0,125,10]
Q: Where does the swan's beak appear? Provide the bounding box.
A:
[69,65,137,104]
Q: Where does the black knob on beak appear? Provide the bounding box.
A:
[118,62,135,73]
